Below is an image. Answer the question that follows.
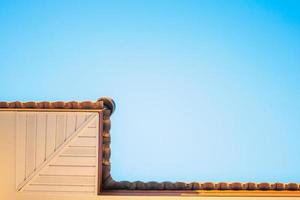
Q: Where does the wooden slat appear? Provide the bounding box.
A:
[53,156,96,166]
[61,147,96,156]
[16,112,27,188]
[66,112,76,138]
[45,113,56,158]
[88,116,97,128]
[32,175,95,186]
[35,113,47,169]
[26,113,37,177]
[55,113,66,148]
[85,113,92,120]
[76,113,86,129]
[24,185,95,192]
[81,127,97,137]
[40,166,96,176]
[70,137,96,147]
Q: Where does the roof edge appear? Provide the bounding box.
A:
[0,97,115,114]
[97,97,115,114]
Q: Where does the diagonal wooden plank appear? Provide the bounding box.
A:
[16,112,27,189]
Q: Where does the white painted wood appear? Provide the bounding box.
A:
[25,113,37,177]
[94,114,99,191]
[31,175,96,185]
[40,166,96,176]
[16,112,27,189]
[53,156,96,166]
[61,147,96,156]
[81,127,97,137]
[16,112,99,194]
[69,137,96,147]
[45,113,56,158]
[55,113,66,148]
[85,113,92,120]
[66,112,76,138]
[88,117,98,128]
[24,185,95,192]
[76,113,86,129]
[35,113,47,169]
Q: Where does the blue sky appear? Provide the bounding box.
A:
[0,0,300,182]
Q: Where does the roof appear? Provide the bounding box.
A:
[0,97,115,113]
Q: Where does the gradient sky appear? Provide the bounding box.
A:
[0,0,300,183]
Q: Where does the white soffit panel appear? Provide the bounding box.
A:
[15,112,99,194]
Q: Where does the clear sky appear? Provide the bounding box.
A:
[1,0,300,183]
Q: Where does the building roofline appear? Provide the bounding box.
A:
[0,97,115,114]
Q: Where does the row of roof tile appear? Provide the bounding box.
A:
[0,101,103,109]
[0,97,115,112]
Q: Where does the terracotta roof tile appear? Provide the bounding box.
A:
[0,97,115,113]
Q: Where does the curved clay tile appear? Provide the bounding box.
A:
[258,182,271,190]
[68,101,80,109]
[230,182,243,190]
[0,102,9,108]
[163,181,176,190]
[191,182,200,190]
[98,97,115,114]
[52,101,65,108]
[286,183,298,190]
[244,182,256,190]
[175,182,189,190]
[135,181,147,190]
[36,101,50,109]
[202,182,215,190]
[23,101,37,108]
[79,101,93,109]
[8,101,22,108]
[146,181,164,190]
[216,182,228,190]
[272,182,285,190]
